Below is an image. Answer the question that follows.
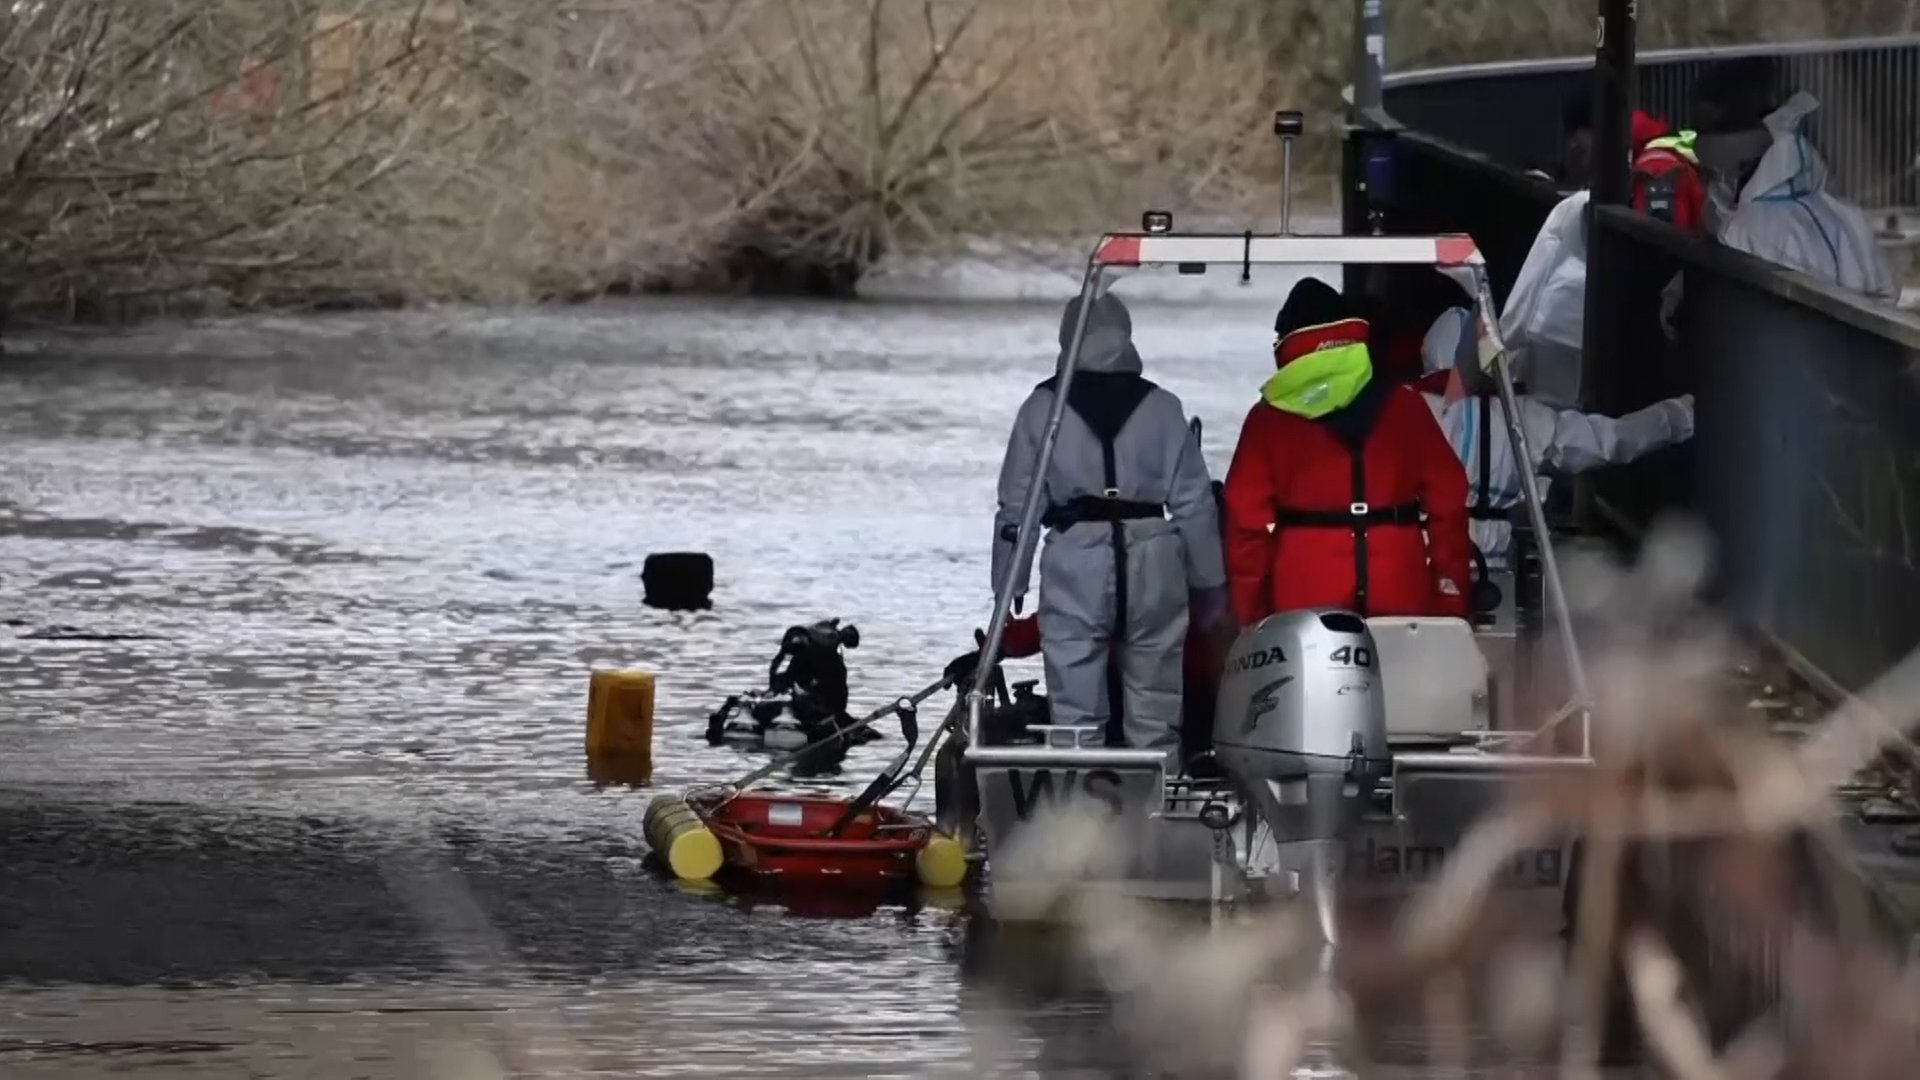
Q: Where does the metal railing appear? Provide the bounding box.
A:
[1350,28,1920,1025]
[1346,121,1920,696]
[1583,205,1920,692]
[1381,35,1920,211]
[1347,34,1920,695]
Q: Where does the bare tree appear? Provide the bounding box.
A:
[9,0,1909,314]
[469,0,1284,295]
[0,1,488,318]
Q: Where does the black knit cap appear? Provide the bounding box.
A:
[1273,277,1358,338]
[1691,56,1781,134]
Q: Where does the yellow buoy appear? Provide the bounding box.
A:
[644,795,723,881]
[916,832,969,889]
[586,669,655,778]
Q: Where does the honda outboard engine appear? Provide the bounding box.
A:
[1212,609,1391,843]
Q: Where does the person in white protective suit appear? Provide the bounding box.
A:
[1419,306,1696,568]
[992,293,1228,763]
[1501,90,1900,411]
[1697,91,1900,302]
[1497,189,1591,409]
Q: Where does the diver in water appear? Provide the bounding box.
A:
[990,292,1228,766]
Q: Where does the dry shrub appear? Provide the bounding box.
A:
[0,0,477,317]
[6,0,1918,314]
[0,0,1291,312]
[491,0,1287,294]
[1005,520,1920,1077]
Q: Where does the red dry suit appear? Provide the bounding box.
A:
[1001,614,1043,658]
[1630,110,1708,237]
[1222,282,1472,625]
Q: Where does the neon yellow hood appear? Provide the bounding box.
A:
[1262,325,1374,419]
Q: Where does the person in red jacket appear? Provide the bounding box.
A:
[1222,278,1472,625]
[1558,97,1707,235]
[1630,109,1709,236]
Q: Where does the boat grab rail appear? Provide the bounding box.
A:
[1393,751,1596,772]
[966,746,1171,770]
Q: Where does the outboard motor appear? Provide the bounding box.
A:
[1211,609,1391,844]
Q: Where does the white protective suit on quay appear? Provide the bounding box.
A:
[992,293,1225,761]
[1498,92,1898,413]
[1420,306,1696,567]
[1709,92,1900,302]
[1498,189,1591,409]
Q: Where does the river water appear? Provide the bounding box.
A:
[0,259,1547,1077]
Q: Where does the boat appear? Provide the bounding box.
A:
[949,109,1598,918]
[650,109,1595,926]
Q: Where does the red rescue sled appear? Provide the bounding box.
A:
[690,792,933,888]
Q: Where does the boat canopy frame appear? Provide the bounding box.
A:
[965,230,1594,761]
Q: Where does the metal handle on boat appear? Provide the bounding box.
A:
[1274,109,1305,235]
[1467,265,1594,757]
[719,673,953,808]
[1024,723,1106,750]
[825,697,920,837]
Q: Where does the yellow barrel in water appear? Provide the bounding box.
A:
[586,669,655,779]
[916,832,969,889]
[644,795,723,881]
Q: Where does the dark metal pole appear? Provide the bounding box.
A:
[1575,0,1636,533]
[1589,0,1635,207]
[1349,0,1385,116]
[1343,0,1387,284]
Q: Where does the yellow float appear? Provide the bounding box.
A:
[643,794,723,882]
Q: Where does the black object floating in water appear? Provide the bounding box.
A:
[643,552,715,610]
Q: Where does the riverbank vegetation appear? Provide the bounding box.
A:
[1,0,1912,317]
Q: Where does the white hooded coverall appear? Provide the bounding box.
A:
[1420,307,1695,566]
[1711,92,1900,302]
[992,293,1225,759]
[1498,189,1591,410]
[1500,92,1899,414]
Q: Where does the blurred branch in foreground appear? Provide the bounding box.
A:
[1000,521,1920,1078]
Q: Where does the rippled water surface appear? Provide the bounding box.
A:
[4,261,1376,1077]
